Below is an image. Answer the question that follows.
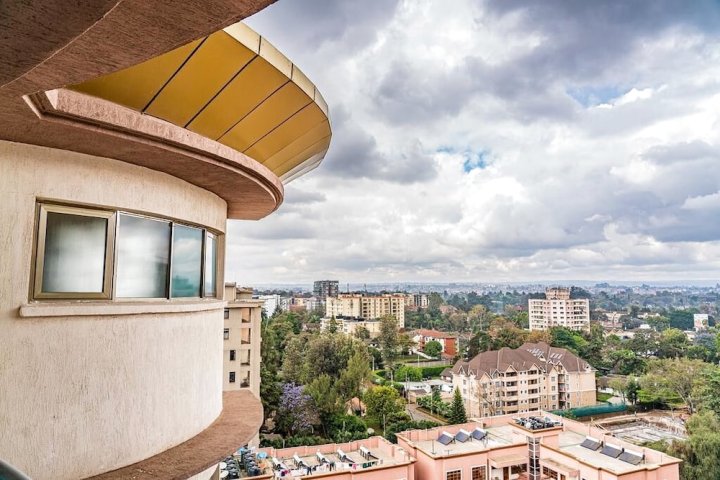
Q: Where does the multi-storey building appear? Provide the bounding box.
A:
[314,280,340,301]
[529,287,590,331]
[412,329,458,357]
[397,413,680,480]
[326,293,406,327]
[405,293,429,311]
[451,343,596,417]
[0,5,331,478]
[224,284,262,396]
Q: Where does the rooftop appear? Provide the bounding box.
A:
[396,412,681,476]
[251,437,412,478]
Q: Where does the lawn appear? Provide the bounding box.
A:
[597,392,613,402]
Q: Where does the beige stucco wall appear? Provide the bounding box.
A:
[0,140,227,479]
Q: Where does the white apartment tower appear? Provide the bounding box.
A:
[529,287,590,331]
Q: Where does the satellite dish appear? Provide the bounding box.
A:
[219,462,227,469]
[220,471,229,479]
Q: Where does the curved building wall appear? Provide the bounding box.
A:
[0,140,226,479]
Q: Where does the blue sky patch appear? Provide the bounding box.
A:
[566,85,626,107]
[463,150,489,173]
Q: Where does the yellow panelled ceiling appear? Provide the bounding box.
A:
[70,23,331,182]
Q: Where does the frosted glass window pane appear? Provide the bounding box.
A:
[204,233,217,297]
[116,214,170,298]
[42,212,107,293]
[171,225,202,297]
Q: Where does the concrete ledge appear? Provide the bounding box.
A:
[87,390,263,480]
[20,300,226,318]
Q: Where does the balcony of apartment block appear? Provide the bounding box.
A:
[558,384,567,393]
[504,391,519,401]
[240,330,252,345]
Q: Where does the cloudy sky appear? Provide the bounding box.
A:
[227,0,720,285]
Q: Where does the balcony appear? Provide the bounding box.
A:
[88,390,262,480]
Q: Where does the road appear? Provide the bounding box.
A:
[407,403,447,424]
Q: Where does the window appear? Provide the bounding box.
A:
[229,372,235,383]
[204,232,217,297]
[171,224,202,297]
[34,204,115,298]
[446,470,461,480]
[32,202,220,300]
[224,308,230,319]
[223,328,229,340]
[471,466,486,480]
[116,214,170,298]
[230,350,236,361]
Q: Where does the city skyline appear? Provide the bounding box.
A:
[225,0,720,284]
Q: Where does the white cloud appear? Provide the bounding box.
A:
[227,0,720,285]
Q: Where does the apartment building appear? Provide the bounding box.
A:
[326,293,406,327]
[405,293,429,311]
[452,343,596,417]
[529,288,590,331]
[0,5,331,479]
[396,413,680,480]
[314,280,340,301]
[224,284,262,396]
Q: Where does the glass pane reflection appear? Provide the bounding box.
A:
[42,212,107,293]
[171,225,202,297]
[204,233,217,297]
[116,214,170,298]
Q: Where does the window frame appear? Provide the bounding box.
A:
[33,203,117,300]
[446,469,462,480]
[32,201,221,301]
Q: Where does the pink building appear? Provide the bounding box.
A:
[396,412,680,480]
[254,436,415,479]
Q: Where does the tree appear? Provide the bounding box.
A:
[281,336,307,384]
[467,331,492,359]
[354,325,370,340]
[608,377,628,403]
[306,374,341,435]
[640,358,709,413]
[625,378,640,405]
[424,340,443,358]
[337,350,372,400]
[669,411,720,480]
[326,315,338,334]
[364,386,404,434]
[701,367,720,417]
[656,328,689,359]
[379,315,399,368]
[276,383,316,436]
[431,388,442,415]
[448,387,468,424]
[395,365,423,382]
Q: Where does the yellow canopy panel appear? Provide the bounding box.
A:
[70,22,331,182]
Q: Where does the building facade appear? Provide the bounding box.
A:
[224,284,263,396]
[412,329,458,357]
[0,6,331,479]
[405,293,429,311]
[529,288,590,331]
[452,343,596,417]
[397,413,680,480]
[326,293,406,327]
[314,280,340,301]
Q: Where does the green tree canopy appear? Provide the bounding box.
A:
[424,340,443,358]
[449,387,468,424]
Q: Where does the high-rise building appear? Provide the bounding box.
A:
[0,5,331,478]
[451,342,596,417]
[314,280,340,300]
[529,287,590,331]
[326,293,406,328]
